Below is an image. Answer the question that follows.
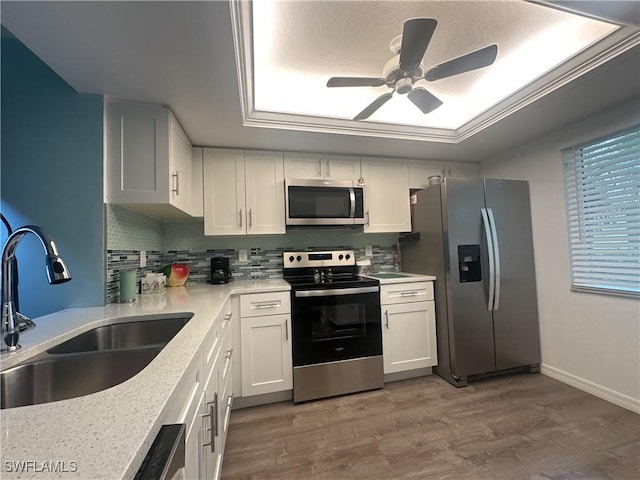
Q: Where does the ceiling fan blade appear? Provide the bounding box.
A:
[424,44,498,81]
[327,77,387,88]
[399,18,438,72]
[407,87,443,114]
[354,92,394,120]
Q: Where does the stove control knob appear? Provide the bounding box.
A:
[338,254,344,260]
[296,255,302,262]
[288,256,295,263]
[345,254,351,261]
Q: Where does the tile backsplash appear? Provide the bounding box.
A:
[106,205,397,303]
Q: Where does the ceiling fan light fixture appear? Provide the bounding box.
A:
[396,77,414,95]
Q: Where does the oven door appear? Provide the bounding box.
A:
[292,286,381,366]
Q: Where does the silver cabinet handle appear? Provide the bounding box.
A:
[400,291,419,296]
[251,302,280,309]
[225,348,233,360]
[285,319,289,341]
[224,312,232,322]
[213,393,219,439]
[481,208,495,311]
[226,395,233,408]
[249,208,252,227]
[384,310,389,329]
[366,210,370,226]
[172,171,179,195]
[317,159,322,177]
[202,397,216,452]
[239,208,243,227]
[325,160,330,178]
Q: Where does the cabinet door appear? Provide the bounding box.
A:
[362,158,411,233]
[407,160,445,189]
[202,358,220,480]
[244,151,286,235]
[324,155,359,180]
[203,149,246,235]
[283,152,323,179]
[107,102,170,204]
[241,313,292,396]
[169,113,193,213]
[382,301,437,374]
[189,147,204,217]
[444,162,479,178]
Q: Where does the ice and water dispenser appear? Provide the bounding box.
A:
[458,245,482,283]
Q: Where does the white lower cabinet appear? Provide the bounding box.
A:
[166,300,233,480]
[240,292,292,397]
[381,282,437,374]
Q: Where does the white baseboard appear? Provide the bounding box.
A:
[541,363,640,414]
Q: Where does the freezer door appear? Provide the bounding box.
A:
[484,179,541,370]
[444,178,496,378]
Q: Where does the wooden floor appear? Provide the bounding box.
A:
[221,373,639,480]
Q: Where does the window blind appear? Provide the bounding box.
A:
[562,124,640,297]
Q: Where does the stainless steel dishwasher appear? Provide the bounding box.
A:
[135,424,186,480]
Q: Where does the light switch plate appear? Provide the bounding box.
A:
[239,249,248,263]
[140,250,146,268]
[365,245,373,257]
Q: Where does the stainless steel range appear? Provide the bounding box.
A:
[283,250,383,403]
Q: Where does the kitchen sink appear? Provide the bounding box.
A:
[0,313,193,409]
[47,314,193,354]
[1,347,163,409]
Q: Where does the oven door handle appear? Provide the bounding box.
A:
[295,286,379,297]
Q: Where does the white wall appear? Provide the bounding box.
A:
[481,100,640,413]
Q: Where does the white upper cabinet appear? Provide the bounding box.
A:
[244,151,286,235]
[106,101,199,219]
[284,153,359,180]
[190,148,204,217]
[203,149,285,236]
[407,160,445,189]
[361,157,411,233]
[443,161,480,178]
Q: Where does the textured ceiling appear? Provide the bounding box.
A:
[1,1,639,162]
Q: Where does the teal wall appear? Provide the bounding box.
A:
[1,26,105,318]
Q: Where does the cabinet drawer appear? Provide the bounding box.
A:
[380,282,434,305]
[220,299,233,340]
[240,291,290,317]
[221,327,233,387]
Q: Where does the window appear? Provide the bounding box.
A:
[562,124,640,297]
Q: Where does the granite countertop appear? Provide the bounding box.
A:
[364,272,436,284]
[0,279,290,479]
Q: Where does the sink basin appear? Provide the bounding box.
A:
[1,313,193,409]
[1,347,162,409]
[47,314,192,354]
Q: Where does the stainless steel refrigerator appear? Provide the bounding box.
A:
[400,178,540,387]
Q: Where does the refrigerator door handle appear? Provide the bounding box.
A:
[481,208,495,311]
[487,208,501,310]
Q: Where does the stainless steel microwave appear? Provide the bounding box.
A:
[285,179,365,226]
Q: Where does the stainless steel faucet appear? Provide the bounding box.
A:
[1,225,71,352]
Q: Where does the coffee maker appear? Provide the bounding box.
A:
[209,257,233,284]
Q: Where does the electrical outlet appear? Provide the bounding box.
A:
[365,245,373,257]
[140,250,146,268]
[239,249,248,263]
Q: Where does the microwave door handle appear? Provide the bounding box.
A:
[349,188,356,218]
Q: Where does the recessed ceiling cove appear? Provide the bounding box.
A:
[231,0,637,142]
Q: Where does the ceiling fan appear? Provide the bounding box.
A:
[326,18,498,121]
